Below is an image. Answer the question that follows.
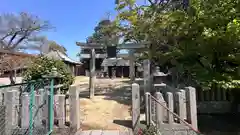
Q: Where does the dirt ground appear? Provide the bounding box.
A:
[76,77,134,131]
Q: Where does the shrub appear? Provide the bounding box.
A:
[137,124,158,135]
[23,56,74,93]
[141,125,158,135]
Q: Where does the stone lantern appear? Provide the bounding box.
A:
[152,66,168,93]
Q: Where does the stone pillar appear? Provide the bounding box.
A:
[43,91,49,128]
[185,87,198,130]
[129,49,135,82]
[180,89,187,120]
[89,49,96,99]
[155,92,163,127]
[5,90,18,135]
[143,60,151,93]
[145,92,151,126]
[35,92,43,127]
[176,92,184,124]
[58,94,66,128]
[132,83,140,130]
[55,94,65,128]
[166,92,174,125]
[21,92,30,128]
[69,86,80,131]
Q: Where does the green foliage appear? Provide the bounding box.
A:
[23,57,74,93]
[87,19,120,46]
[114,0,240,89]
[81,19,122,55]
[139,124,158,135]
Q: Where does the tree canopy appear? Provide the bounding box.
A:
[114,0,240,89]
[0,12,51,52]
[48,40,67,54]
[80,19,121,55]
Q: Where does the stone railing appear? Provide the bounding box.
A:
[132,83,200,135]
[0,85,80,135]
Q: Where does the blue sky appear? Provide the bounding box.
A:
[0,0,117,60]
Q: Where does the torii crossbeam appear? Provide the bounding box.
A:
[76,42,148,99]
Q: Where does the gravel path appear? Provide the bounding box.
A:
[78,78,134,131]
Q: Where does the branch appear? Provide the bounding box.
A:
[10,33,28,49]
[7,31,18,47]
[10,25,45,49]
[147,0,155,5]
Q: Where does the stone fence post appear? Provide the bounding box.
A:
[185,87,198,130]
[21,92,30,128]
[69,85,80,131]
[5,90,18,135]
[155,92,163,127]
[145,92,151,126]
[132,83,140,130]
[54,94,66,128]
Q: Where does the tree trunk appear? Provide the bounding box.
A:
[9,70,15,85]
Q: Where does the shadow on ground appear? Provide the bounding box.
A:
[78,78,145,106]
[113,120,132,128]
[112,120,146,129]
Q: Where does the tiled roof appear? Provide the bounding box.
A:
[0,50,35,71]
[45,50,82,64]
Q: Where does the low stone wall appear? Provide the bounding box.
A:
[197,101,232,114]
[0,85,80,135]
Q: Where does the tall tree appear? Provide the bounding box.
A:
[82,19,120,54]
[48,40,67,54]
[0,12,51,51]
[115,0,240,89]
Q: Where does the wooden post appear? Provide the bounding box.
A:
[89,49,96,99]
[200,89,204,101]
[205,90,210,101]
[222,89,227,101]
[69,85,80,131]
[132,83,140,130]
[216,85,221,101]
[185,87,198,130]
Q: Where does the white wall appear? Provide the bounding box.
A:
[0,77,22,85]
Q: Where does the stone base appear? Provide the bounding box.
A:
[8,126,76,135]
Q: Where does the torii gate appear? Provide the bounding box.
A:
[76,42,148,98]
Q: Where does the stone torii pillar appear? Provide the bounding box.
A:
[129,49,135,82]
[89,49,96,99]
